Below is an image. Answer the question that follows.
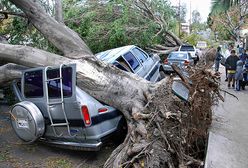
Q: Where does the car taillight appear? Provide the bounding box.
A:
[81,105,91,126]
[184,60,190,65]
[98,107,108,113]
[164,59,168,64]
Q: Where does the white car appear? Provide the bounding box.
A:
[178,44,199,64]
[196,41,207,49]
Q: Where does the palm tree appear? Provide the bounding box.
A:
[209,0,246,42]
[211,0,240,13]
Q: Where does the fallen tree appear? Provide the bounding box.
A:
[0,0,222,167]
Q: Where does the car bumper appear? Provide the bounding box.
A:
[191,56,198,60]
[40,138,103,151]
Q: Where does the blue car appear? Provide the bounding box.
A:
[163,51,194,73]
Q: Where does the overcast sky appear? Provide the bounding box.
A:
[170,0,212,22]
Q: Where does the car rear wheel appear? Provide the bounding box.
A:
[114,117,127,144]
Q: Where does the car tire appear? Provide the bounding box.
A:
[114,117,127,144]
[194,56,199,65]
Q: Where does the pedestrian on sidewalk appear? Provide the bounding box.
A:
[243,59,248,88]
[239,49,248,64]
[225,50,240,88]
[224,45,233,81]
[235,60,244,91]
[214,46,223,72]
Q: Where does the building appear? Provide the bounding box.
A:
[181,22,190,34]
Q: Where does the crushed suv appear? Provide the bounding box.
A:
[96,45,164,82]
[10,45,164,151]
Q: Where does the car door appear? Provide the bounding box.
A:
[130,47,149,78]
[45,64,78,122]
[122,51,142,75]
[22,65,78,122]
[132,47,160,82]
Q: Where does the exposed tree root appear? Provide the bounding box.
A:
[104,64,222,168]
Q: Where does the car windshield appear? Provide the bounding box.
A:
[180,46,195,52]
[169,53,187,60]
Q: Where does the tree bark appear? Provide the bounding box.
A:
[9,0,92,58]
[146,46,179,55]
[0,63,27,86]
[55,0,64,23]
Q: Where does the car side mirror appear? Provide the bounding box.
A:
[172,80,189,102]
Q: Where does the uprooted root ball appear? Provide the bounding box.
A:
[104,64,221,168]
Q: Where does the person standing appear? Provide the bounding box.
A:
[243,59,248,89]
[239,49,248,63]
[225,50,240,88]
[235,60,244,91]
[224,45,233,81]
[214,46,223,72]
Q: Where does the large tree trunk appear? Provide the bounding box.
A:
[54,0,64,23]
[0,1,220,167]
[0,63,27,86]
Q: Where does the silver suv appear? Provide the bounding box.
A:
[10,45,164,151]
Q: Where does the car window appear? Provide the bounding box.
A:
[113,61,128,72]
[132,48,148,63]
[123,52,140,71]
[180,46,195,52]
[115,57,133,72]
[46,67,73,98]
[24,70,43,98]
[169,53,187,60]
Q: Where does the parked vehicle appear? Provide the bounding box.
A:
[178,44,199,64]
[96,45,165,82]
[163,51,194,73]
[196,41,207,49]
[10,45,164,151]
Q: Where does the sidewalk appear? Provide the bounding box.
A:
[205,66,248,168]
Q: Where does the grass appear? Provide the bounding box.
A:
[46,157,72,168]
[0,150,9,162]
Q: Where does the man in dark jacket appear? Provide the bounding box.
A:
[215,46,223,72]
[225,50,240,88]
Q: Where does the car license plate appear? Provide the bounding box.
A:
[17,119,29,129]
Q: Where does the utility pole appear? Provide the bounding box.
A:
[189,0,192,34]
[178,0,181,36]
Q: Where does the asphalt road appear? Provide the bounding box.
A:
[0,104,116,168]
[205,66,248,168]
